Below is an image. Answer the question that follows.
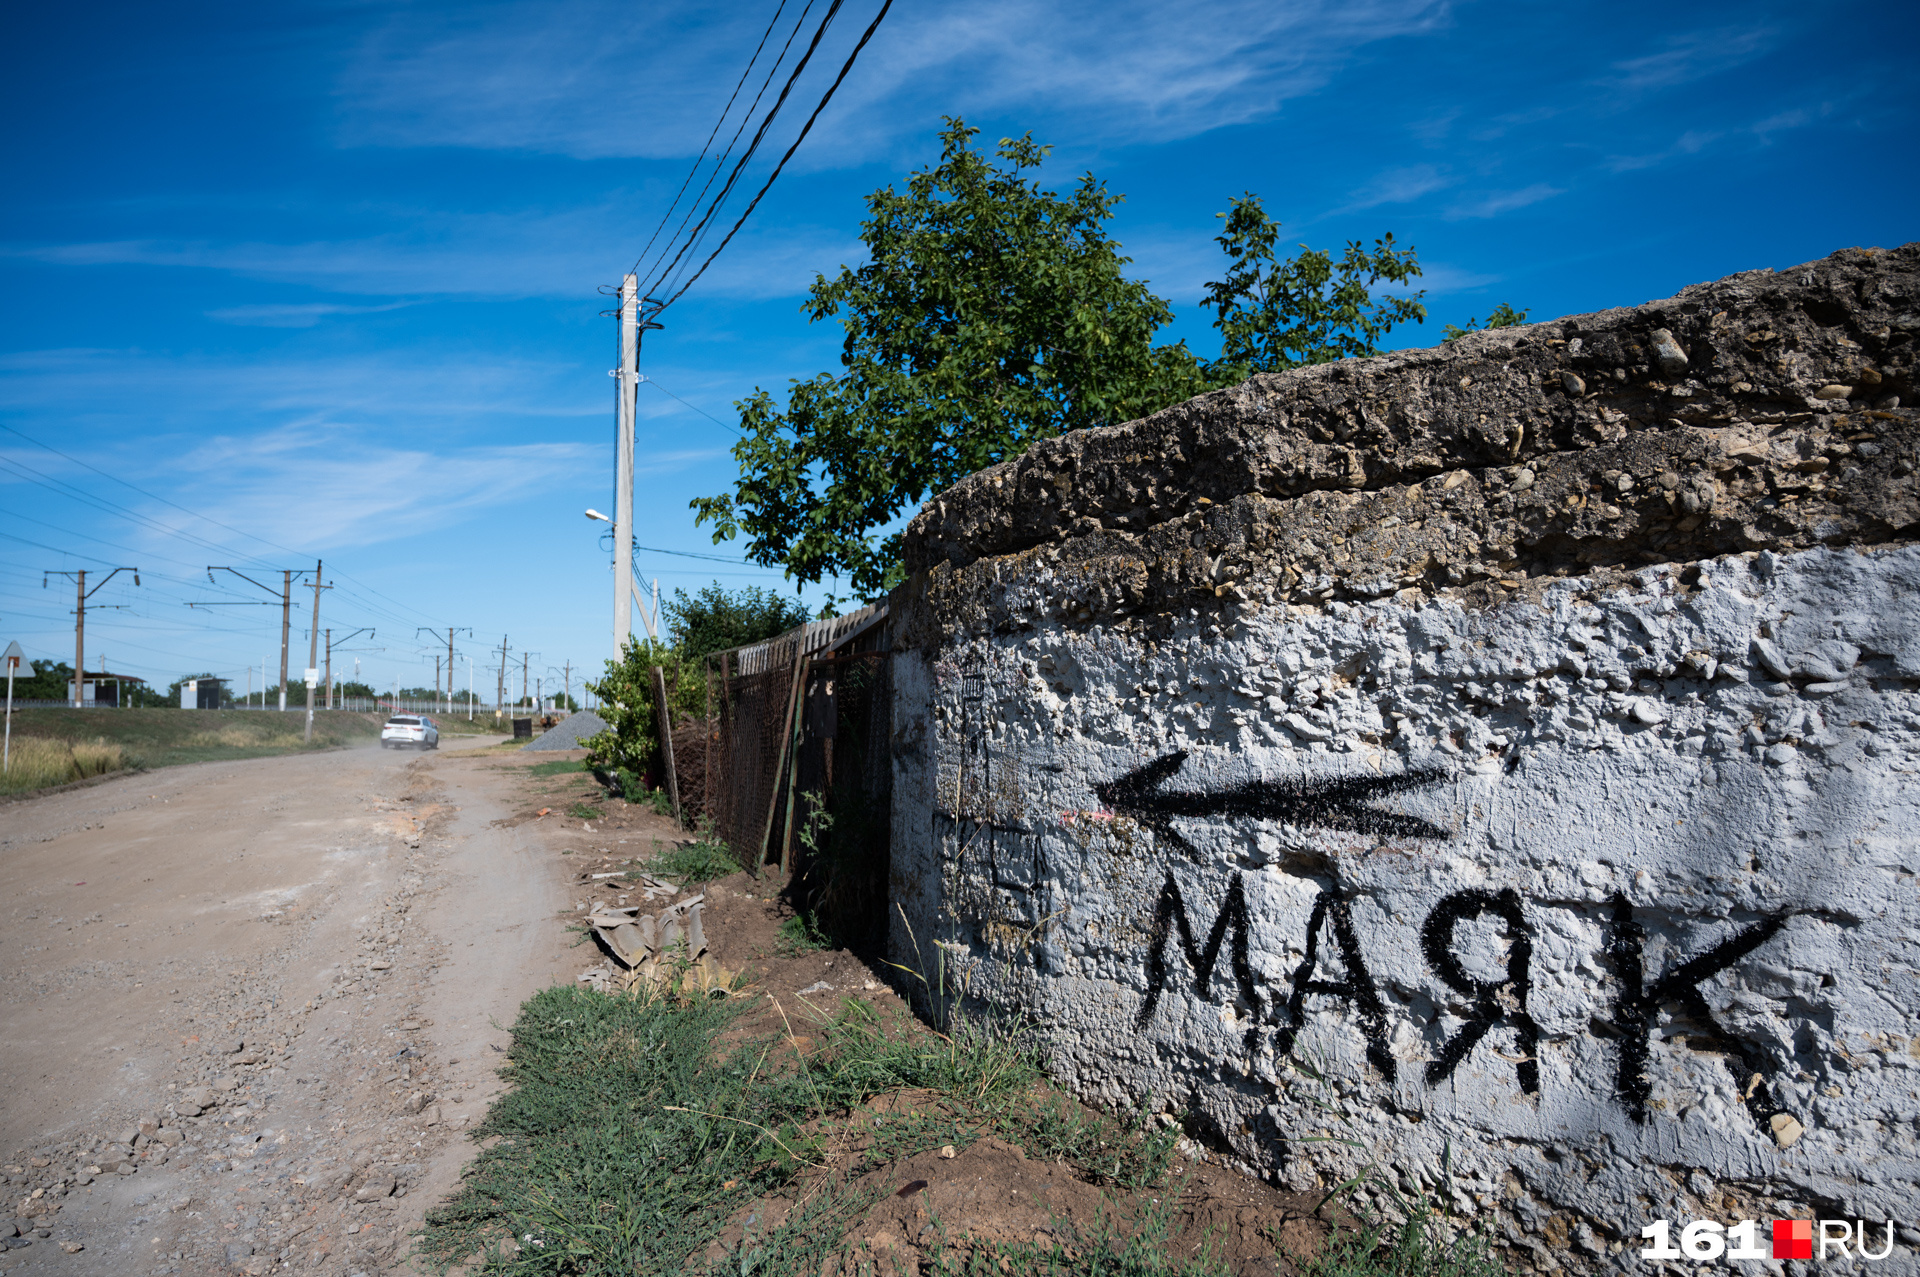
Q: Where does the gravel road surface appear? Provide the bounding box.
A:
[0,739,573,1275]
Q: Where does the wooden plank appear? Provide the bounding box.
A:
[756,640,806,874]
[651,664,682,829]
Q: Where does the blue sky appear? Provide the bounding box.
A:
[2,0,1915,698]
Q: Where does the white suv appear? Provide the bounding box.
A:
[380,715,439,750]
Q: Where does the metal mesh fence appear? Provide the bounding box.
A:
[701,603,889,880]
[704,637,801,874]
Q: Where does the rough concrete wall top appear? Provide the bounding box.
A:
[901,244,1920,631]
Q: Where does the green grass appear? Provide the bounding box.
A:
[777,911,832,955]
[1295,1182,1507,1277]
[566,802,601,820]
[915,1197,1230,1276]
[644,836,741,884]
[418,986,1189,1276]
[528,759,588,777]
[0,708,383,795]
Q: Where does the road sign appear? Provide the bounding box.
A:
[2,640,21,668]
[304,668,319,689]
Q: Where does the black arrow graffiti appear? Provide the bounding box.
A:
[1093,750,1450,859]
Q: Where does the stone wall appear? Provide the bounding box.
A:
[887,245,1920,1269]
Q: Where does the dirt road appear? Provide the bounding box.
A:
[0,739,579,1275]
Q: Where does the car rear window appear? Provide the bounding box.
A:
[386,717,419,725]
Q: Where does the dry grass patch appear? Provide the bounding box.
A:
[1,736,127,794]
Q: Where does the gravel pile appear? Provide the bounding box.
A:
[521,710,609,751]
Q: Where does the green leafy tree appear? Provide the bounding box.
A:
[694,120,1428,601]
[1443,302,1531,342]
[664,583,809,659]
[1204,193,1426,378]
[691,119,1212,602]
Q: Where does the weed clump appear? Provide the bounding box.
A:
[1300,1189,1506,1277]
[644,833,738,884]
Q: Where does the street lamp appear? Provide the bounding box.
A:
[585,509,611,523]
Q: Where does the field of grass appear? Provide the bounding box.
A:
[0,708,384,796]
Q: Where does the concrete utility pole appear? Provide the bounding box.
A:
[614,272,637,660]
[45,568,138,706]
[303,560,324,742]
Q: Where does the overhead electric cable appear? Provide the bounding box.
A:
[0,423,305,563]
[654,0,895,314]
[643,0,847,300]
[629,0,794,280]
[641,378,742,434]
[636,0,821,290]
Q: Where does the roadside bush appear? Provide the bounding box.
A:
[582,639,704,785]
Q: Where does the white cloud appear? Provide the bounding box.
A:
[156,424,594,552]
[1337,164,1454,213]
[336,0,1454,162]
[0,345,597,426]
[1444,183,1564,220]
[1600,26,1775,95]
[205,301,420,327]
[6,211,861,301]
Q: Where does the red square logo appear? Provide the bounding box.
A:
[1774,1220,1813,1260]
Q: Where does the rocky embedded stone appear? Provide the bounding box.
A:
[1814,384,1853,400]
[1560,371,1586,397]
[1771,1114,1806,1148]
[354,1177,395,1202]
[1648,327,1689,374]
[208,1077,239,1093]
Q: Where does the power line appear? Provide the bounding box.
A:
[655,0,895,315]
[629,0,797,282]
[635,1,822,292]
[0,423,308,562]
[640,377,741,434]
[642,0,848,302]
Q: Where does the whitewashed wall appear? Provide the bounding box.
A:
[892,543,1920,1267]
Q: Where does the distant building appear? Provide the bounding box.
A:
[67,670,147,707]
[178,677,226,710]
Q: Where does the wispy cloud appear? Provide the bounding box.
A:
[159,424,594,552]
[1601,26,1776,95]
[205,300,420,327]
[1338,164,1453,212]
[6,214,862,301]
[0,346,597,426]
[338,0,1454,162]
[1445,184,1564,220]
